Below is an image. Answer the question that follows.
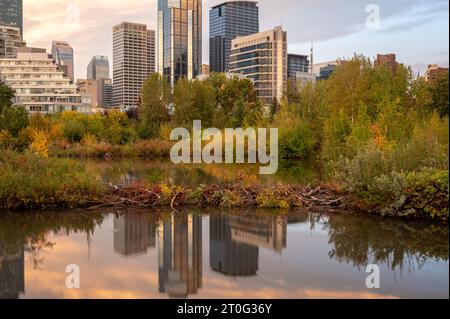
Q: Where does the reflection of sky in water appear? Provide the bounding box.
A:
[0,211,448,299]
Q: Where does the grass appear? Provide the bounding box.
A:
[49,139,174,158]
[0,151,104,210]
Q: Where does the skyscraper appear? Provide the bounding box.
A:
[230,26,287,104]
[87,55,110,80]
[113,22,155,109]
[158,0,202,86]
[210,1,259,73]
[51,41,74,83]
[0,0,23,37]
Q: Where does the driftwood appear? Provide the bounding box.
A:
[88,183,346,211]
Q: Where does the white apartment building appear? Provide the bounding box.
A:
[229,26,287,105]
[0,52,91,114]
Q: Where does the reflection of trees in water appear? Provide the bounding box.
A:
[323,213,449,272]
[0,212,106,270]
[80,158,320,187]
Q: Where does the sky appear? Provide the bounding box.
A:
[22,0,449,80]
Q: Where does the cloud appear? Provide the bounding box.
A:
[22,0,449,79]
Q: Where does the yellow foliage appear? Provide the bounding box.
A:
[159,123,173,141]
[81,133,98,146]
[49,123,63,140]
[29,129,49,158]
[0,129,13,148]
[371,124,393,152]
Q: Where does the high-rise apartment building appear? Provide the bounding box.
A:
[0,0,23,37]
[230,26,287,104]
[113,22,155,109]
[87,55,110,80]
[0,22,25,58]
[210,1,259,73]
[51,41,74,83]
[0,52,91,114]
[158,0,202,86]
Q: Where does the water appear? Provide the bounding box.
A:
[0,209,448,299]
[79,158,322,186]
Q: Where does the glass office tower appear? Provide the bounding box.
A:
[158,0,202,86]
[210,1,259,73]
[51,41,74,83]
[87,55,110,80]
[0,0,23,37]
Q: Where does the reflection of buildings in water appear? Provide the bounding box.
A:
[210,216,258,277]
[229,216,287,253]
[113,214,156,257]
[158,214,202,298]
[0,245,25,299]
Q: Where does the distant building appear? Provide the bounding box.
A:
[0,22,25,58]
[312,60,338,76]
[230,26,287,104]
[113,22,155,109]
[158,0,202,86]
[14,46,46,54]
[0,52,91,114]
[209,1,259,73]
[51,41,74,83]
[77,78,114,108]
[197,71,247,81]
[201,64,210,75]
[374,53,399,73]
[0,0,23,37]
[425,64,449,82]
[288,54,315,84]
[87,55,110,80]
[317,64,337,80]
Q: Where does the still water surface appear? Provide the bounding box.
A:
[0,209,448,299]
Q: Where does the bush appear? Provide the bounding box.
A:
[279,122,316,159]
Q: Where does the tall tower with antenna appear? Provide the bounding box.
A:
[310,42,314,75]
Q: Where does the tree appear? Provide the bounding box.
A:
[138,73,171,138]
[326,56,371,124]
[0,106,29,137]
[0,80,15,113]
[428,73,449,118]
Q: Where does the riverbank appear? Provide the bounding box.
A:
[0,152,448,222]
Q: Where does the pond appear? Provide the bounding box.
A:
[0,208,448,299]
[78,158,323,186]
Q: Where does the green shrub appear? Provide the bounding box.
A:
[279,122,316,159]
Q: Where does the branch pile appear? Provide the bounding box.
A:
[88,183,346,210]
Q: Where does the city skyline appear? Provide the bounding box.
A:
[20,0,449,81]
